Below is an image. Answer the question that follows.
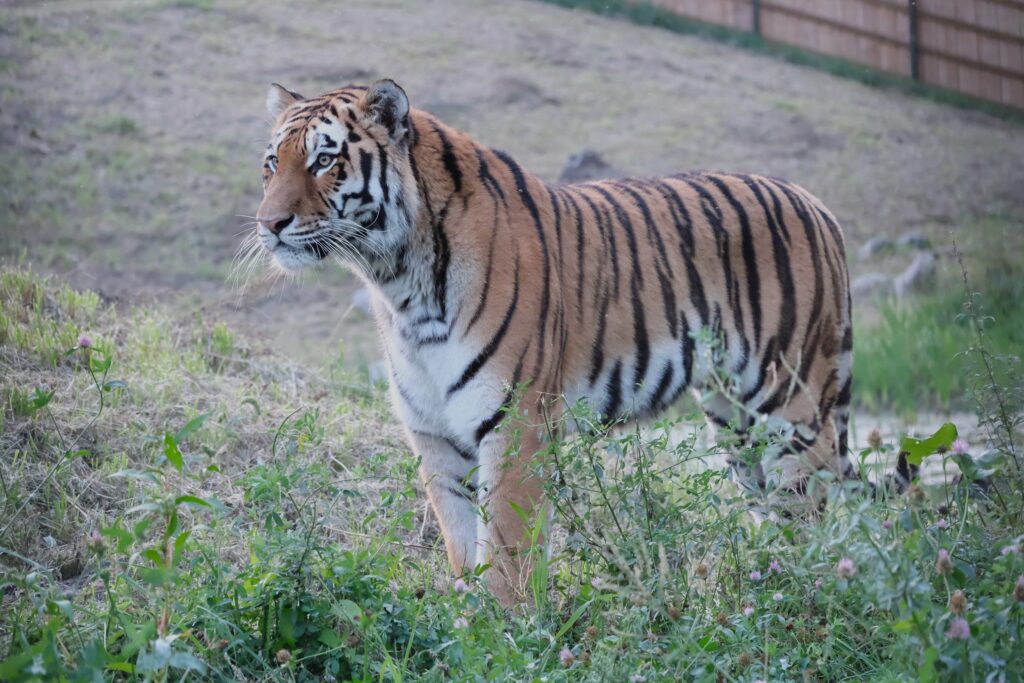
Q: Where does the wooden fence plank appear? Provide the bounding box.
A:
[762,1,908,47]
[641,0,1024,108]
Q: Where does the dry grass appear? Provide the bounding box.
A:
[0,265,421,589]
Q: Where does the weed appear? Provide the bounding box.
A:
[94,114,141,137]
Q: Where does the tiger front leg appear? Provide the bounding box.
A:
[406,430,479,576]
[474,409,552,607]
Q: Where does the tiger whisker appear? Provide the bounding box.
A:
[320,233,374,277]
[329,238,375,279]
[229,230,270,294]
[317,218,397,280]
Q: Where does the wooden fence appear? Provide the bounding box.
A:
[647,0,1024,109]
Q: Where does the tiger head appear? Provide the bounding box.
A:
[253,80,417,275]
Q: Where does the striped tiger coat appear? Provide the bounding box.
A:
[252,80,854,605]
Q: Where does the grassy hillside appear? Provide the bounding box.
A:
[2,266,1022,681]
[3,0,1023,383]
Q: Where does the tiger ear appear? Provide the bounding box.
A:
[266,83,303,119]
[362,79,409,144]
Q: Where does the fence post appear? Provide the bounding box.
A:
[752,0,761,36]
[907,0,920,80]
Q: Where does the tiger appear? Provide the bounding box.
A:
[250,79,859,605]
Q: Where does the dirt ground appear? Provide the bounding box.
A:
[2,0,1023,369]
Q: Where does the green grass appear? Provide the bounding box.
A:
[542,0,1024,123]
[854,284,1024,413]
[93,114,141,137]
[0,268,101,366]
[853,228,1024,413]
[1,266,1022,681]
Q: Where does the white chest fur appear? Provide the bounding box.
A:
[372,291,506,452]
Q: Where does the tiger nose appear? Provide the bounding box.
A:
[258,214,295,235]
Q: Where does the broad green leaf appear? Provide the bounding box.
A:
[139,567,170,587]
[279,605,299,645]
[319,629,342,648]
[174,530,192,555]
[106,662,134,673]
[0,647,37,679]
[133,517,153,541]
[90,353,113,374]
[402,510,415,530]
[697,635,719,652]
[29,387,55,411]
[119,618,157,658]
[174,412,211,444]
[891,617,915,634]
[952,450,1002,483]
[265,511,284,529]
[164,509,179,540]
[900,423,958,466]
[102,523,134,553]
[141,548,163,566]
[919,646,938,683]
[163,433,183,471]
[51,599,73,619]
[332,599,363,624]
[175,494,211,508]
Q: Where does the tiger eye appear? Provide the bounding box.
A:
[317,153,333,168]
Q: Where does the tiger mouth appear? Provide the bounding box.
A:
[304,240,329,260]
[264,238,327,267]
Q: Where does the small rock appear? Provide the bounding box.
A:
[858,236,893,260]
[894,251,937,298]
[558,149,624,184]
[351,288,372,316]
[896,232,932,251]
[851,272,892,297]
